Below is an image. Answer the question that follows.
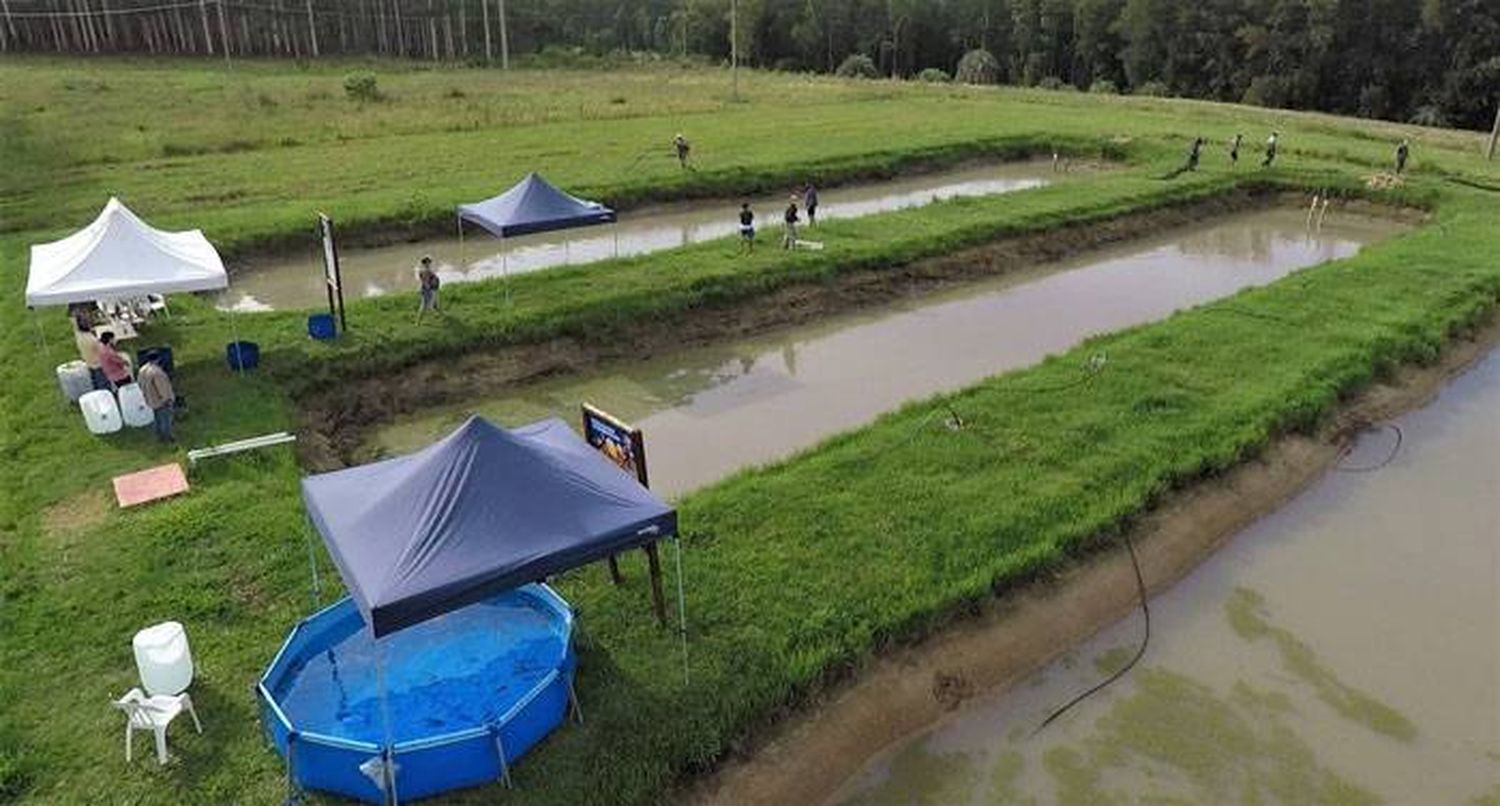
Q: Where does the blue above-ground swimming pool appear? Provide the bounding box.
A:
[258,584,576,802]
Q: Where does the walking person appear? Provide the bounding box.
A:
[803,182,820,226]
[1229,133,1243,165]
[137,358,175,443]
[73,314,107,390]
[673,133,692,170]
[1262,131,1280,168]
[783,195,801,250]
[1395,139,1410,174]
[416,256,441,323]
[738,202,756,254]
[1186,137,1204,172]
[97,331,133,392]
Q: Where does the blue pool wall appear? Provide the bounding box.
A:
[258,584,576,803]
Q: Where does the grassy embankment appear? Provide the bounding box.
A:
[2,58,1499,803]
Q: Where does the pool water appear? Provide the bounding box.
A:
[272,596,568,744]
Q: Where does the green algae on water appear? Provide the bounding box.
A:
[848,739,979,806]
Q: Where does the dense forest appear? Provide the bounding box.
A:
[2,0,1497,130]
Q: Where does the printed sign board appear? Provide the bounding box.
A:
[581,403,648,488]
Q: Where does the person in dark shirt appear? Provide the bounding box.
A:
[1186,137,1204,171]
[803,183,819,226]
[1395,139,1410,174]
[738,202,756,254]
[673,133,691,169]
[783,196,800,250]
[1262,131,1279,168]
[1229,133,1242,165]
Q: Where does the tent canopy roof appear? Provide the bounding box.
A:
[302,416,676,638]
[457,172,615,238]
[26,197,227,307]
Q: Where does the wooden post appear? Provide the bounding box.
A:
[1487,105,1499,161]
[644,543,667,626]
[607,556,624,585]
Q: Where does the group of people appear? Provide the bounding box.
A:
[737,182,820,254]
[1182,132,1410,174]
[73,313,175,442]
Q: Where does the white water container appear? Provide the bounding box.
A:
[79,390,122,435]
[133,621,194,696]
[117,383,153,428]
[56,361,93,402]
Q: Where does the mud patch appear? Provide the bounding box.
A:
[40,488,111,545]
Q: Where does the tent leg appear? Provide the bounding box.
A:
[613,224,619,259]
[230,308,244,377]
[567,677,584,725]
[502,236,511,306]
[457,215,464,267]
[607,555,624,585]
[491,729,513,789]
[32,311,51,363]
[644,543,667,627]
[674,534,689,685]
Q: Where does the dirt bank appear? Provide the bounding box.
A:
[679,316,1499,806]
[300,191,1407,468]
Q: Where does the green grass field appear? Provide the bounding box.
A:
[1,57,1499,804]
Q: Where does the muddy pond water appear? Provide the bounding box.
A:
[222,162,1055,311]
[372,207,1404,498]
[832,350,1500,805]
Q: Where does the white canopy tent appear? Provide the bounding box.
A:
[26,197,227,307]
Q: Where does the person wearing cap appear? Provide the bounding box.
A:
[416,255,441,323]
[783,195,801,250]
[673,133,691,169]
[97,331,133,392]
[137,357,176,443]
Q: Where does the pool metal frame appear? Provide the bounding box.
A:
[257,583,578,803]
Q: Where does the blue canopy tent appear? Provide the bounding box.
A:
[292,415,685,803]
[302,415,675,638]
[455,173,617,286]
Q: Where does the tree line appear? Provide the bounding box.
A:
[2,0,1496,131]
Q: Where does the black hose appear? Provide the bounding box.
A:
[1032,529,1151,736]
[1335,423,1403,473]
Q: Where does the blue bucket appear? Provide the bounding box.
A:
[226,341,260,371]
[307,314,337,341]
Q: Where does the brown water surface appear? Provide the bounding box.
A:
[222,162,1055,311]
[832,350,1500,805]
[373,207,1402,498]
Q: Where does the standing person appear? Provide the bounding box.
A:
[1229,133,1243,165]
[1395,139,1410,174]
[803,182,820,226]
[416,256,441,323]
[1186,137,1204,171]
[73,314,106,390]
[97,331,133,392]
[1262,131,1280,168]
[137,358,175,443]
[783,195,801,250]
[738,202,756,254]
[673,133,691,169]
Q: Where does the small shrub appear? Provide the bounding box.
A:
[1135,80,1170,98]
[1241,75,1288,108]
[444,87,467,99]
[343,72,383,103]
[1088,79,1119,95]
[1408,104,1448,128]
[1036,76,1071,91]
[256,92,279,108]
[917,68,950,83]
[608,95,627,105]
[955,49,1001,85]
[835,54,879,79]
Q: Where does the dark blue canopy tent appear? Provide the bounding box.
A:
[457,173,615,239]
[302,415,676,638]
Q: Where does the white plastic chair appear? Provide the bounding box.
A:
[112,688,202,765]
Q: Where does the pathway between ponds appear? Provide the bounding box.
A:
[832,349,1500,805]
[222,161,1056,311]
[372,206,1405,498]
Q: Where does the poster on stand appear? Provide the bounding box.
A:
[581,403,648,488]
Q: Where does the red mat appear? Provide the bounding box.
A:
[112,463,190,508]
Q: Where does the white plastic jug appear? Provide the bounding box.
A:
[79,390,122,435]
[56,361,93,402]
[117,383,153,428]
[132,621,194,696]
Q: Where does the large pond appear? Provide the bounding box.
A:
[833,350,1500,805]
[372,207,1406,498]
[221,161,1056,311]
